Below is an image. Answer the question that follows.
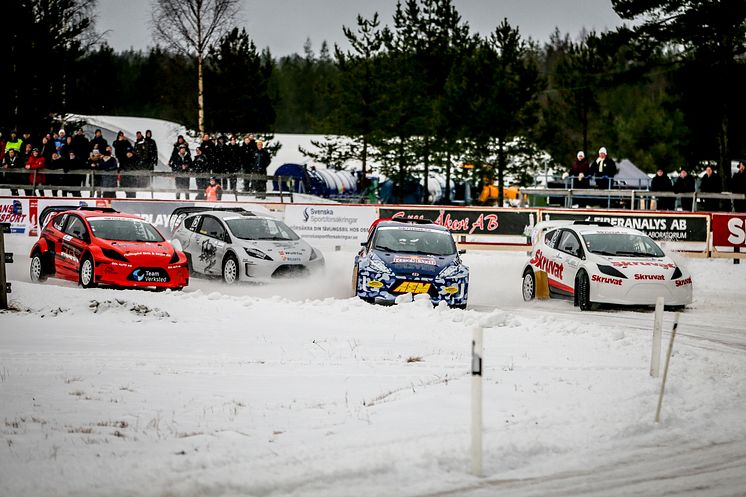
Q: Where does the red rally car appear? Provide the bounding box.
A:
[29,207,189,290]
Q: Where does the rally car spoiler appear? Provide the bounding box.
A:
[38,205,118,229]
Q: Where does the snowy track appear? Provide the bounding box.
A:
[2,237,746,497]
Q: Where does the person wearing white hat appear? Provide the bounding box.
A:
[590,146,617,189]
[569,150,590,180]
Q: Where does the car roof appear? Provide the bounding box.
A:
[63,209,144,221]
[375,220,450,232]
[192,210,273,221]
[559,224,646,236]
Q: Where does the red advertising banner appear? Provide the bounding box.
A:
[712,213,746,247]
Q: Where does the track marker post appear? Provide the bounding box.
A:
[0,223,11,310]
[650,297,664,377]
[655,313,680,423]
[471,325,484,476]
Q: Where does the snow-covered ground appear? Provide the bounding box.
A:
[1,236,745,497]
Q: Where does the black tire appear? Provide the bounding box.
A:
[576,270,594,311]
[222,253,239,285]
[30,251,47,283]
[450,303,467,310]
[79,254,97,288]
[521,267,535,302]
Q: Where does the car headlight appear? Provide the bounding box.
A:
[245,247,273,261]
[597,264,627,279]
[366,254,392,274]
[438,263,469,280]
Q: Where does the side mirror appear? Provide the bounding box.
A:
[458,249,466,255]
[360,242,367,247]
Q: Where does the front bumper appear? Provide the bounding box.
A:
[239,256,325,282]
[356,271,469,307]
[95,261,190,289]
[590,277,693,306]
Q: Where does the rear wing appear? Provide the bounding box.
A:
[524,220,614,246]
[38,205,118,229]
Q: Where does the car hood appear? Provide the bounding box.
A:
[595,255,681,279]
[106,241,175,261]
[373,250,457,278]
[238,239,313,262]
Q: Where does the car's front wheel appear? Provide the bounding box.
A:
[522,267,535,301]
[30,251,47,283]
[79,255,97,288]
[222,254,238,284]
[576,270,595,311]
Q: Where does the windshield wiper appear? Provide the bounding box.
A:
[592,250,619,257]
[615,250,649,257]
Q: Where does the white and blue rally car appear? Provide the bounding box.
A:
[353,219,469,308]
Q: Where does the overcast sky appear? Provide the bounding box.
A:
[96,0,625,56]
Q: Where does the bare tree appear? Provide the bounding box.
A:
[151,0,240,133]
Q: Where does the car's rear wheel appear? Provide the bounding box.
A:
[79,255,96,288]
[522,267,535,301]
[576,270,595,311]
[30,252,47,283]
[222,254,238,284]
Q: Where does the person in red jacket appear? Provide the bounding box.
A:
[24,147,46,196]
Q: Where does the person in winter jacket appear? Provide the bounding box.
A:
[47,152,67,196]
[192,146,209,200]
[54,130,66,156]
[71,128,90,159]
[569,151,590,179]
[254,140,271,194]
[2,148,23,195]
[24,147,46,196]
[673,167,696,211]
[90,129,108,154]
[4,131,23,154]
[589,147,617,190]
[650,166,674,210]
[98,148,119,198]
[241,134,258,191]
[112,131,133,164]
[224,134,241,191]
[732,161,746,213]
[699,164,722,212]
[170,144,192,199]
[205,176,222,201]
[65,150,85,197]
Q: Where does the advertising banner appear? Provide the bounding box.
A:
[284,204,379,245]
[540,210,710,243]
[712,213,746,247]
[378,207,537,237]
[0,198,30,234]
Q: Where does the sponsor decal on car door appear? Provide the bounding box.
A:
[554,230,583,295]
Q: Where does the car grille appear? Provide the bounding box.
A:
[272,265,310,279]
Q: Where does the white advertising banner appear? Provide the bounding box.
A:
[283,205,378,246]
[0,198,31,234]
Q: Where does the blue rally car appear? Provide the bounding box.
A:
[353,219,469,308]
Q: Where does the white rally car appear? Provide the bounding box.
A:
[521,221,693,310]
[170,208,324,283]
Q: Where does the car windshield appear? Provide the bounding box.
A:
[226,218,300,241]
[582,233,665,258]
[373,227,456,256]
[88,218,164,242]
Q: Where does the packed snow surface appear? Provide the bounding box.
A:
[1,236,745,497]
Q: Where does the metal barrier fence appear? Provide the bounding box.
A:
[520,187,746,212]
[0,169,296,203]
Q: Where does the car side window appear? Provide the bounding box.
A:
[64,216,88,240]
[544,229,561,249]
[199,216,226,241]
[557,230,582,258]
[53,213,68,231]
[184,215,200,232]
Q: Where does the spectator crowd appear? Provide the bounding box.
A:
[564,146,746,212]
[1,128,272,200]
